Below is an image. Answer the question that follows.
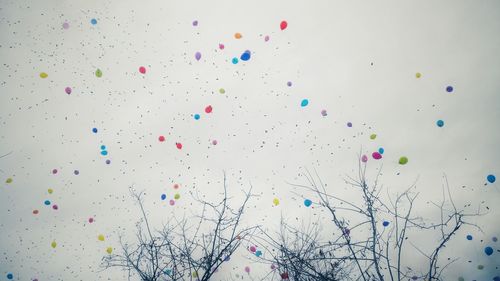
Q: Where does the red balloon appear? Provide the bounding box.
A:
[205,105,213,113]
[176,142,182,149]
[280,21,288,30]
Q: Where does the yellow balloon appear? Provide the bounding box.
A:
[98,234,105,241]
[5,178,13,183]
[273,198,280,206]
[40,72,48,78]
[106,247,113,254]
[219,88,225,94]
[48,188,53,194]
[174,193,180,200]
[415,72,422,78]
[192,271,198,278]
[51,241,57,248]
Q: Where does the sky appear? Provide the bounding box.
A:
[0,0,499,280]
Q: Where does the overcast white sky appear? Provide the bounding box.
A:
[1,0,499,280]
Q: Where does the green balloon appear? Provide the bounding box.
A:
[95,69,102,77]
[398,156,408,165]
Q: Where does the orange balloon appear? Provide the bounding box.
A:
[234,33,242,39]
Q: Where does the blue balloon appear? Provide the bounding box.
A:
[487,174,496,183]
[301,99,309,107]
[91,18,97,25]
[92,128,98,133]
[161,194,166,200]
[378,147,384,154]
[240,50,251,61]
[7,273,13,280]
[194,114,200,120]
[101,150,108,156]
[304,199,312,207]
[44,200,51,205]
[100,145,106,150]
[436,120,444,127]
[466,235,473,240]
[232,57,239,64]
[255,250,262,257]
[382,221,389,227]
[485,246,493,256]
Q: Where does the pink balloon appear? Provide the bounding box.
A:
[361,155,368,162]
[372,152,382,160]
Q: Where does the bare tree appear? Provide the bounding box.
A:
[102,174,256,281]
[254,157,481,281]
[252,219,345,281]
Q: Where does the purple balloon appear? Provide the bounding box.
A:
[195,52,201,61]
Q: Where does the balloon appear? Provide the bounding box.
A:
[95,69,102,77]
[484,246,493,256]
[158,135,165,142]
[370,134,377,140]
[106,247,113,254]
[195,52,201,61]
[361,155,368,163]
[382,221,389,227]
[139,66,146,74]
[234,33,242,39]
[304,199,312,207]
[51,241,57,248]
[244,266,250,273]
[372,152,382,160]
[240,50,251,61]
[98,234,105,241]
[176,143,182,149]
[174,193,180,200]
[399,156,408,165]
[205,105,213,113]
[40,72,48,78]
[436,120,444,127]
[273,198,280,206]
[487,174,496,183]
[280,21,288,30]
[5,178,12,183]
[415,72,422,78]
[301,99,309,107]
